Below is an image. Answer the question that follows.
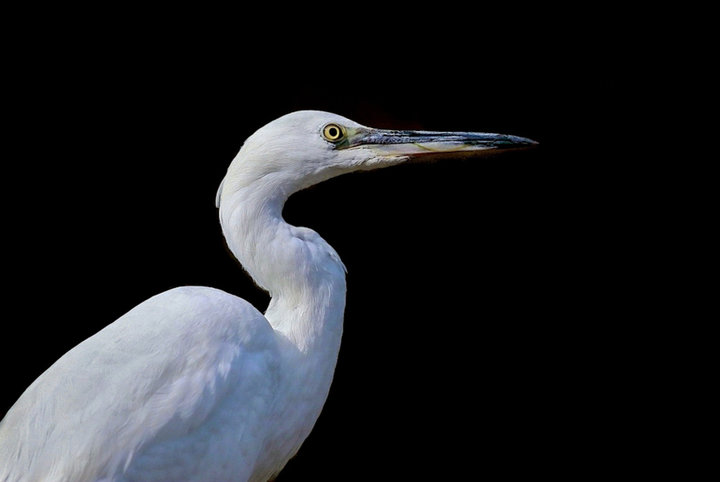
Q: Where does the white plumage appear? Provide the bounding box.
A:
[1,288,278,480]
[0,110,535,481]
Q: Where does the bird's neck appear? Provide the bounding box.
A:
[219,182,346,356]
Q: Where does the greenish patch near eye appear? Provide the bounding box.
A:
[328,126,364,150]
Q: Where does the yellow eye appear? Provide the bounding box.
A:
[322,123,346,142]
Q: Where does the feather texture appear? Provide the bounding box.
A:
[0,287,279,481]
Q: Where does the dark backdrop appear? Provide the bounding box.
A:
[4,22,623,479]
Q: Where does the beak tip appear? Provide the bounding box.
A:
[478,134,538,150]
[508,135,539,147]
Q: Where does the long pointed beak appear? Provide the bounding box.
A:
[344,127,538,160]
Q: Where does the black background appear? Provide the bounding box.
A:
[3,13,629,480]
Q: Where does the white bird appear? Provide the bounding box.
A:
[0,110,536,481]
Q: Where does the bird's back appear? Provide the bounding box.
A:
[0,286,280,481]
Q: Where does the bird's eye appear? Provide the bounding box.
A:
[322,123,346,142]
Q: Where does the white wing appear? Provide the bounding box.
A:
[0,286,280,481]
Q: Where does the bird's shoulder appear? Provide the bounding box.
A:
[118,286,274,347]
[0,286,279,481]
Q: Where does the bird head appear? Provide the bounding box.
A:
[217,110,537,206]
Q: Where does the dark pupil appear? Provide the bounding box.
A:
[328,127,339,138]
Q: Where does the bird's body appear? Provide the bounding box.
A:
[0,287,281,481]
[0,111,535,481]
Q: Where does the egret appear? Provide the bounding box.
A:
[0,110,536,481]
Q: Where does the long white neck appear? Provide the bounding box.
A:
[217,171,347,475]
[218,173,346,356]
